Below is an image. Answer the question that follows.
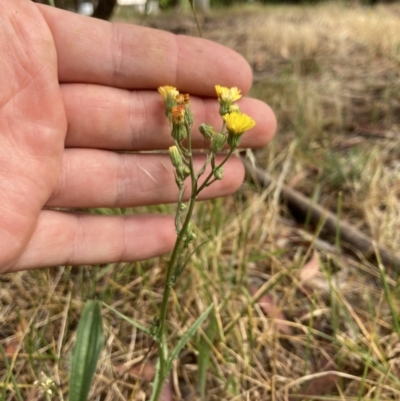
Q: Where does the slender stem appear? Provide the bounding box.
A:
[196,148,235,195]
[195,154,212,181]
[152,124,198,401]
[188,0,203,38]
[175,186,185,234]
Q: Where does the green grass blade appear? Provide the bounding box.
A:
[169,304,214,366]
[68,301,104,401]
[0,344,23,401]
[102,302,154,339]
[378,262,400,336]
[198,308,217,401]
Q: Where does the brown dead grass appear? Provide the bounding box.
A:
[0,2,399,400]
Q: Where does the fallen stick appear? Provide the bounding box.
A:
[243,159,400,271]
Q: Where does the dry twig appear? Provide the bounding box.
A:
[243,159,400,271]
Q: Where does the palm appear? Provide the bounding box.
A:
[0,1,66,270]
[0,0,275,272]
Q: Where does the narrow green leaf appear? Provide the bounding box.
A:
[0,343,23,401]
[198,309,217,401]
[102,302,154,339]
[69,301,104,401]
[169,304,213,365]
[378,263,400,337]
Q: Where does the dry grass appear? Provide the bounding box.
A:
[1,2,400,400]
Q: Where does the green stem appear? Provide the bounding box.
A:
[196,148,235,195]
[188,0,202,38]
[152,124,198,401]
[174,186,185,234]
[195,154,212,181]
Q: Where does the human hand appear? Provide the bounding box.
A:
[0,0,276,272]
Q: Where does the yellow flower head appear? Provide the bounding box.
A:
[158,85,179,100]
[223,112,256,135]
[215,85,242,103]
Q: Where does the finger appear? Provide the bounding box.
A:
[11,211,175,272]
[47,151,245,208]
[62,85,276,150]
[37,4,253,95]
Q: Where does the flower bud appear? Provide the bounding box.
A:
[199,124,215,140]
[169,146,183,168]
[188,232,197,241]
[211,132,226,153]
[219,103,230,116]
[229,104,241,113]
[185,223,196,242]
[227,132,241,148]
[214,166,224,180]
[215,85,242,116]
[175,173,183,189]
[158,86,179,117]
[177,166,190,180]
[184,105,194,128]
[172,124,186,141]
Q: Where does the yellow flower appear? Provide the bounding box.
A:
[158,85,179,100]
[215,85,242,103]
[223,112,256,135]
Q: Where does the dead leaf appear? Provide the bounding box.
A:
[289,349,338,400]
[115,363,173,401]
[0,317,29,360]
[115,362,155,381]
[289,373,338,401]
[288,171,308,188]
[26,387,38,401]
[250,285,293,335]
[300,251,321,283]
[2,342,18,359]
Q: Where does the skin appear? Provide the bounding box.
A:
[0,0,276,272]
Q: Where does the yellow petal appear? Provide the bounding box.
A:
[223,112,256,135]
[158,85,179,100]
[215,85,242,103]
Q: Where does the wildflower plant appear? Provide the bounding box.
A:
[148,84,256,400]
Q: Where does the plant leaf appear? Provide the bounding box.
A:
[198,308,217,401]
[102,302,154,339]
[169,304,214,365]
[69,300,104,401]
